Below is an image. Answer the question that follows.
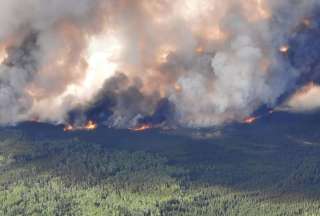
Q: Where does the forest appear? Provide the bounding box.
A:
[1,112,320,215]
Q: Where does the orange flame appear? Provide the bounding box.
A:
[130,123,153,132]
[243,109,275,124]
[243,116,257,124]
[84,120,98,130]
[64,120,97,132]
[64,124,75,132]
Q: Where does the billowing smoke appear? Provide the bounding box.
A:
[0,0,319,128]
[282,82,320,112]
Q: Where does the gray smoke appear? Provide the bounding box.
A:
[0,0,319,127]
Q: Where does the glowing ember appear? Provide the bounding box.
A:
[243,116,257,124]
[85,120,97,130]
[64,120,97,132]
[64,124,74,132]
[243,109,275,124]
[130,124,153,132]
[279,45,289,53]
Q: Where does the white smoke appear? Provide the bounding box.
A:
[0,0,318,127]
[281,83,320,112]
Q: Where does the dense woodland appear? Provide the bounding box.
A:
[1,112,320,215]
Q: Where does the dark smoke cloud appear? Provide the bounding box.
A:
[0,0,320,128]
[0,33,39,124]
[67,72,172,128]
[288,11,320,85]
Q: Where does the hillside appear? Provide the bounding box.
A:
[1,112,320,215]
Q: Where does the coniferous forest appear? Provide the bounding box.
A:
[1,113,320,215]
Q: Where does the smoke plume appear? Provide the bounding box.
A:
[0,0,319,128]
